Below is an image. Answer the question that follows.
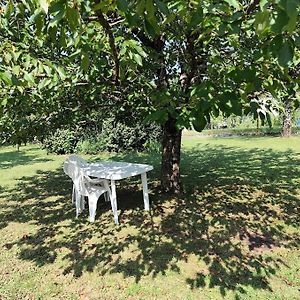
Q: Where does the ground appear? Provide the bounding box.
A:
[0,135,299,299]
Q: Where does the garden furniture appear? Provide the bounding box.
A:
[82,161,153,224]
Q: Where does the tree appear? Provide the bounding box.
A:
[1,0,299,192]
[249,0,300,136]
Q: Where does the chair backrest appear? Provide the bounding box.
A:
[68,155,89,167]
[64,155,88,177]
[63,155,89,196]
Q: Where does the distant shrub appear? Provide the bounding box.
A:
[75,138,106,154]
[143,139,161,153]
[76,119,162,154]
[42,129,78,154]
[42,119,162,155]
[98,119,161,152]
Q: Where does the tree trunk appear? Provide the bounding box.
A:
[282,98,292,137]
[161,116,183,194]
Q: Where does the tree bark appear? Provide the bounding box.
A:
[161,116,183,194]
[282,98,292,137]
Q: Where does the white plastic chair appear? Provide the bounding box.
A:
[63,156,114,222]
[63,155,88,204]
[63,155,109,204]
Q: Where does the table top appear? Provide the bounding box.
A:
[82,161,153,180]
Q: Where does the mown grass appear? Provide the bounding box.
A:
[0,135,299,300]
[184,126,300,137]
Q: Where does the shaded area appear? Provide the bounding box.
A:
[0,147,52,169]
[0,143,299,298]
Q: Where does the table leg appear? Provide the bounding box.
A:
[141,172,150,211]
[110,180,119,225]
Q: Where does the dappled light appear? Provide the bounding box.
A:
[0,147,52,169]
[0,140,299,298]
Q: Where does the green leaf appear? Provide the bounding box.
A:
[268,35,283,57]
[133,53,143,66]
[49,9,65,27]
[125,12,139,27]
[0,71,12,85]
[154,0,169,15]
[24,72,35,84]
[286,0,299,17]
[81,52,90,72]
[69,49,81,60]
[259,0,268,10]
[192,113,207,132]
[146,0,155,19]
[286,12,297,33]
[57,66,66,80]
[12,66,20,76]
[144,109,168,124]
[230,97,243,115]
[188,5,203,29]
[49,26,57,42]
[278,42,294,67]
[254,10,270,36]
[224,0,240,10]
[126,40,147,57]
[66,6,80,31]
[49,0,65,14]
[295,35,300,47]
[271,9,289,33]
[117,0,129,12]
[144,19,156,37]
[35,12,44,36]
[39,0,49,14]
[137,0,145,16]
[2,99,8,107]
[285,0,298,33]
[59,27,67,48]
[38,78,51,90]
[43,65,52,76]
[10,74,19,85]
[4,0,14,18]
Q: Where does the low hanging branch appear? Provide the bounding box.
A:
[94,7,120,85]
[132,29,167,88]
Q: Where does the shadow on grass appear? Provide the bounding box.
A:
[0,144,299,297]
[0,147,52,169]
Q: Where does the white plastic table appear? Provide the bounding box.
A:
[82,161,153,224]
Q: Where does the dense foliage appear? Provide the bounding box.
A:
[42,119,161,154]
[42,128,78,154]
[1,0,299,192]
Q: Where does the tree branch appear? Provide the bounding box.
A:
[132,29,164,51]
[93,4,120,84]
[131,29,168,88]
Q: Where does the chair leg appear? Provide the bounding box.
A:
[102,180,111,203]
[104,192,109,202]
[80,196,85,211]
[75,190,82,217]
[72,184,76,204]
[88,194,99,222]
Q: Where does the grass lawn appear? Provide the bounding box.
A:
[0,135,299,299]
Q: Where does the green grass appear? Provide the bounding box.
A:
[0,135,299,299]
[184,126,300,137]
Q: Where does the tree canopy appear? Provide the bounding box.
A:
[1,0,299,192]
